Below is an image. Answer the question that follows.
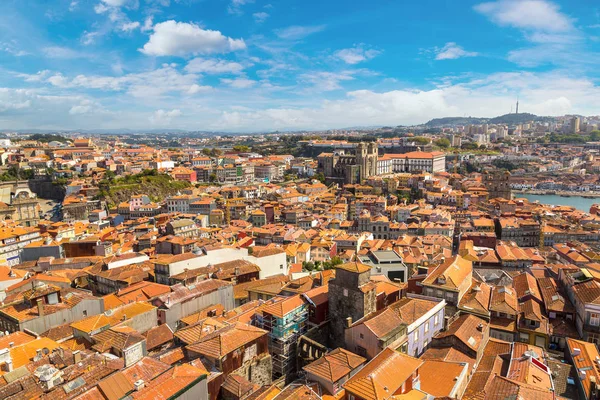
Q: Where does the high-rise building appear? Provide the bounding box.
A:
[570,116,580,134]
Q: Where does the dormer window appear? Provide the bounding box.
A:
[437,277,446,285]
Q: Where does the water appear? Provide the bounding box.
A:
[517,194,598,213]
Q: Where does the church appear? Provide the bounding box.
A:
[316,142,378,184]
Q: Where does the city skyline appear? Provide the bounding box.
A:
[1,0,600,131]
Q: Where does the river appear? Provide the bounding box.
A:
[517,193,598,212]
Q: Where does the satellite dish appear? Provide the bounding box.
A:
[42,347,50,355]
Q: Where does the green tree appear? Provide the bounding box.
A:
[209,173,217,183]
[461,142,479,150]
[314,172,325,183]
[233,145,250,152]
[323,256,343,270]
[434,138,451,149]
[303,261,315,271]
[412,136,431,145]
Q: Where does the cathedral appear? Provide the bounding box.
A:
[483,170,512,200]
[316,142,378,184]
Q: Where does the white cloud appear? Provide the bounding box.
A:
[334,45,380,64]
[434,42,479,60]
[275,25,326,40]
[141,16,153,32]
[40,65,208,98]
[149,109,182,124]
[253,12,269,23]
[18,70,51,82]
[121,21,140,32]
[299,71,356,91]
[206,71,600,131]
[100,0,129,6]
[47,74,70,87]
[4,69,600,131]
[228,0,254,15]
[185,58,245,74]
[94,3,109,13]
[474,0,573,32]
[2,43,30,57]
[81,31,101,45]
[140,20,246,56]
[69,100,96,115]
[475,1,587,69]
[187,84,212,94]
[42,46,86,59]
[0,89,32,112]
[221,77,256,88]
[69,1,79,11]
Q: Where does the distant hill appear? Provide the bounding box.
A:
[425,117,488,127]
[487,113,538,124]
[425,112,548,127]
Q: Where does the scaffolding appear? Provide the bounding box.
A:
[259,304,308,383]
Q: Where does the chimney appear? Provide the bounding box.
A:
[346,317,352,328]
[73,350,81,364]
[477,323,484,332]
[35,349,42,360]
[8,342,14,348]
[36,298,44,317]
[235,266,240,276]
[5,359,12,372]
[134,380,145,391]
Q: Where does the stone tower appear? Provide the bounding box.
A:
[328,261,377,349]
[355,142,378,182]
[483,170,512,200]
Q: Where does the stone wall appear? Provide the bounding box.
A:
[233,352,272,387]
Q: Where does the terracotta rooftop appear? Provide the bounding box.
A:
[185,322,267,359]
[418,360,467,398]
[335,261,371,274]
[303,348,366,384]
[344,348,422,400]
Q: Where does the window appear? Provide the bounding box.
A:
[434,314,439,326]
[591,312,600,326]
[83,310,88,317]
[414,329,419,342]
[424,322,429,334]
[359,333,364,339]
[519,332,529,343]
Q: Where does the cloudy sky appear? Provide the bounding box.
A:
[1,0,599,131]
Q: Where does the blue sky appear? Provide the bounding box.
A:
[1,0,600,131]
